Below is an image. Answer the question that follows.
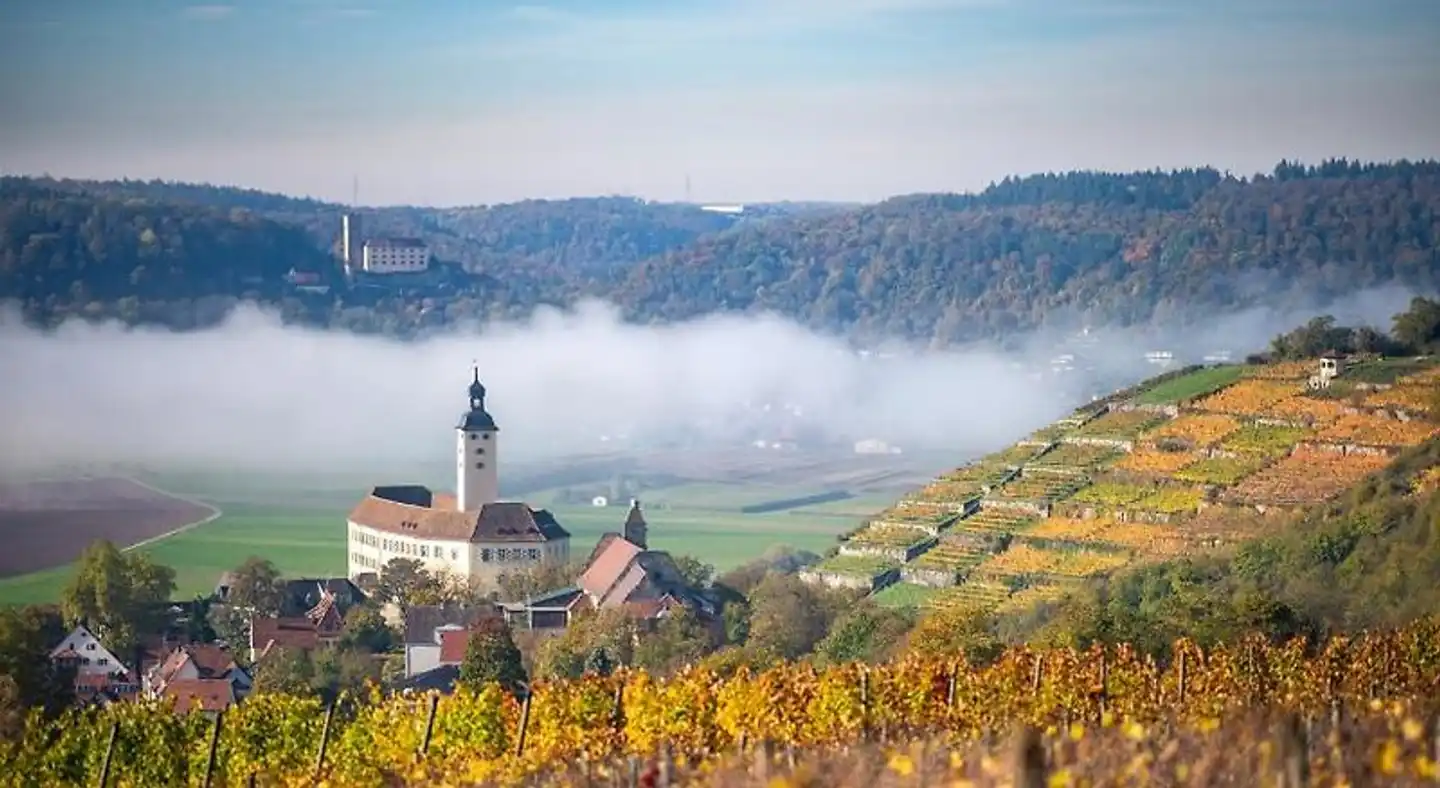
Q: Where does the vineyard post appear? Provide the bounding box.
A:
[945,664,957,709]
[658,742,674,787]
[1177,650,1188,704]
[515,689,533,758]
[418,692,440,759]
[859,667,871,741]
[1276,712,1308,788]
[314,701,335,777]
[202,710,224,788]
[97,720,118,788]
[1013,725,1047,788]
[1031,655,1044,722]
[626,756,640,788]
[1098,650,1110,722]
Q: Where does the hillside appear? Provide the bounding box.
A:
[809,340,1440,647]
[1,159,1437,342]
[614,160,1440,342]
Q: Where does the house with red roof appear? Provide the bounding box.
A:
[503,500,716,631]
[145,643,251,708]
[248,585,346,662]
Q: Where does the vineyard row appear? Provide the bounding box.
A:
[6,621,1440,787]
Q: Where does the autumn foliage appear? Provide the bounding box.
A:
[5,620,1440,786]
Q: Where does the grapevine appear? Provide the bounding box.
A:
[3,621,1439,787]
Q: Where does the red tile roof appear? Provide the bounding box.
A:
[164,679,235,713]
[437,618,511,665]
[250,617,321,657]
[348,487,570,543]
[578,537,643,600]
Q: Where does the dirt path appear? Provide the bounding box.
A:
[117,476,223,553]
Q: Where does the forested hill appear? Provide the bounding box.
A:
[613,160,1440,342]
[2,160,1438,340]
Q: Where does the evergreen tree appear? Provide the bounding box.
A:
[458,618,527,694]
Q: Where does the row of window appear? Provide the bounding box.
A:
[351,552,380,570]
[351,530,551,566]
[481,547,542,563]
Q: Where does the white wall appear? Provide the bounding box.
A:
[362,243,430,274]
[456,428,499,511]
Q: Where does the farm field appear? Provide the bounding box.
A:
[0,477,215,579]
[832,356,1440,617]
[0,449,933,606]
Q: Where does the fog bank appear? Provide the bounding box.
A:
[0,288,1419,476]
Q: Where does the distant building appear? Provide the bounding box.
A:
[346,369,572,587]
[700,204,745,214]
[362,237,431,274]
[854,438,901,455]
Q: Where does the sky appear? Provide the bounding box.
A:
[2,0,1439,205]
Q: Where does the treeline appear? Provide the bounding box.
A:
[3,160,1439,343]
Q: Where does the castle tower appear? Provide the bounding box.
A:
[456,366,499,511]
[623,499,648,550]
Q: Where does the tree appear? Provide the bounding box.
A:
[814,604,915,665]
[226,557,285,615]
[339,605,395,654]
[375,558,443,607]
[61,540,176,655]
[251,647,315,697]
[583,647,614,677]
[0,605,72,723]
[905,606,1001,664]
[458,618,527,694]
[670,555,715,589]
[633,609,715,675]
[744,574,840,660]
[1392,296,1440,352]
[494,559,584,604]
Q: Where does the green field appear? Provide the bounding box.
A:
[0,472,895,606]
[1134,365,1245,405]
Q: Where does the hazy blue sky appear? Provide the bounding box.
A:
[2,0,1438,205]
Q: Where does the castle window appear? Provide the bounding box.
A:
[481,549,492,562]
[483,433,491,440]
[420,545,429,558]
[476,462,484,469]
[475,447,485,455]
[450,549,459,560]
[469,433,477,440]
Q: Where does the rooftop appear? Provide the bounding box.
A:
[349,487,571,542]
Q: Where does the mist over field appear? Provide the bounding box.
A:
[0,286,1419,477]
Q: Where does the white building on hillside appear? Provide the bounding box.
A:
[362,237,431,274]
[346,368,572,588]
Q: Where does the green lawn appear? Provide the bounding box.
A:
[1134,366,1245,405]
[0,475,878,606]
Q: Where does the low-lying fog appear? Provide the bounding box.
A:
[0,287,1417,477]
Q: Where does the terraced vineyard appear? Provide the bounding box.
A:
[986,471,1088,503]
[1029,442,1121,470]
[948,507,1038,534]
[809,356,1440,616]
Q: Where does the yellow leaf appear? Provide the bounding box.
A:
[1401,718,1425,742]
[889,754,916,777]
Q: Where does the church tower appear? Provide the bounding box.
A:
[623,499,648,550]
[456,366,499,511]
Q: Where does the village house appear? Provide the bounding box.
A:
[400,603,504,678]
[49,624,140,705]
[503,500,717,631]
[346,369,572,587]
[144,643,252,712]
[248,587,346,662]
